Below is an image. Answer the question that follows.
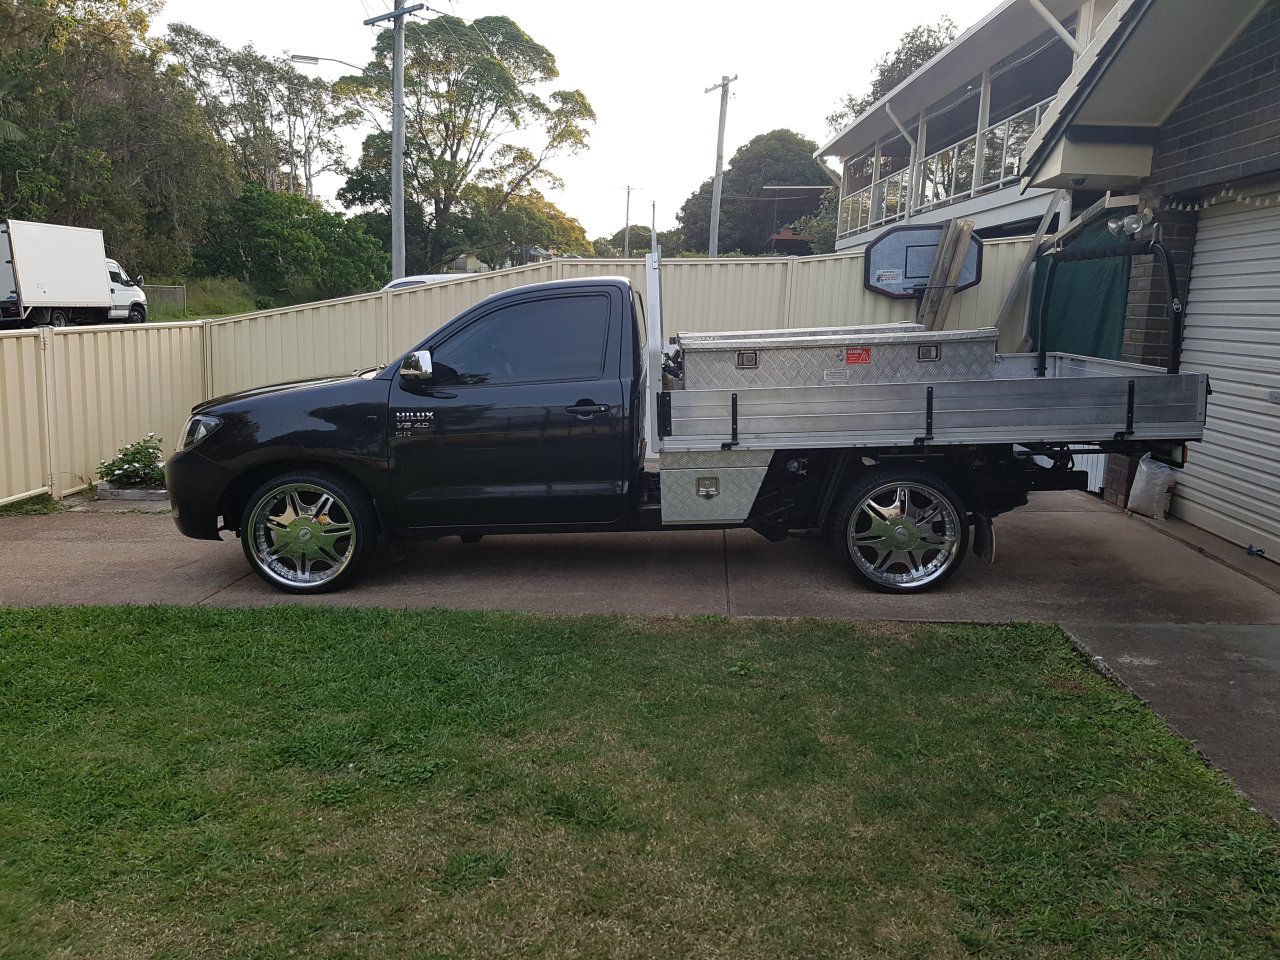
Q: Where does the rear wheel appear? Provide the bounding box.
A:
[830,468,969,593]
[240,470,376,594]
[46,309,69,328]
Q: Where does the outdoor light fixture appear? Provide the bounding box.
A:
[1107,209,1153,237]
[289,54,320,64]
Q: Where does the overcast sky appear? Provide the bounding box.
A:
[152,0,998,239]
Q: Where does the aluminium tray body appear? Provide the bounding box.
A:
[659,353,1208,453]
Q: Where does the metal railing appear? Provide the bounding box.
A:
[837,97,1055,240]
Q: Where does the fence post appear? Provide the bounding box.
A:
[200,319,214,401]
[782,256,797,328]
[381,290,393,360]
[37,326,65,498]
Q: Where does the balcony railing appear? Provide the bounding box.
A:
[837,97,1055,240]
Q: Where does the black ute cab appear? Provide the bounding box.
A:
[167,278,648,593]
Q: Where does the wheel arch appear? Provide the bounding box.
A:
[810,447,984,536]
[218,459,386,536]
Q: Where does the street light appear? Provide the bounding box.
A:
[290,54,362,70]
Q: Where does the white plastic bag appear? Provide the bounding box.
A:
[1127,453,1177,519]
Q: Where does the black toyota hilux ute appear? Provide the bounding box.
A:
[169,273,1206,596]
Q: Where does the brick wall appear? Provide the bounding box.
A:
[1106,6,1280,507]
[1144,5,1280,198]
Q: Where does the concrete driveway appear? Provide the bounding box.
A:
[2,490,1278,815]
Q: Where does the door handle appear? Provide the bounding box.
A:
[565,402,609,418]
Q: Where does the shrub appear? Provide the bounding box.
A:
[98,434,165,488]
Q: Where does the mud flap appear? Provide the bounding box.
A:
[971,514,995,563]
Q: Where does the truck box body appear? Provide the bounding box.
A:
[676,325,999,389]
[4,220,110,309]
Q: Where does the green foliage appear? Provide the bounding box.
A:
[0,493,62,517]
[677,129,835,255]
[97,434,165,488]
[467,189,591,270]
[339,14,595,271]
[195,184,389,298]
[166,24,359,198]
[791,186,839,255]
[0,1,238,277]
[181,277,258,318]
[827,18,958,131]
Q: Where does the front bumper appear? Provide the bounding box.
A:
[166,448,235,540]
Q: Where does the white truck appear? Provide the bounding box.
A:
[0,220,148,329]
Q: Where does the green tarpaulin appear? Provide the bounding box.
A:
[1030,212,1133,360]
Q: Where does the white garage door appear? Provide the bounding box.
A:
[1172,199,1280,562]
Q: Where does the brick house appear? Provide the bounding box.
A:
[1022,0,1280,562]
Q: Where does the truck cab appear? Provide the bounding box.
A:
[105,258,147,324]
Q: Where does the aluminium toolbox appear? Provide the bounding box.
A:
[675,324,1000,389]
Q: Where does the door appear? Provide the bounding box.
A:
[1172,197,1280,562]
[389,290,628,528]
[105,260,132,318]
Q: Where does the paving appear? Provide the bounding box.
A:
[2,490,1278,815]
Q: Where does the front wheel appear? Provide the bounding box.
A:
[830,468,969,593]
[127,304,146,324]
[240,470,376,594]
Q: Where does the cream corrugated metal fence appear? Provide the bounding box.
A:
[0,322,206,505]
[0,240,1033,505]
[0,331,49,505]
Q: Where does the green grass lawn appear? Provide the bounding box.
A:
[2,608,1277,959]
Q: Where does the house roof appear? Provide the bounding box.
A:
[1020,0,1268,189]
[816,0,1085,162]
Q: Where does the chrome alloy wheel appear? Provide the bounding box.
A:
[846,481,962,590]
[247,482,357,588]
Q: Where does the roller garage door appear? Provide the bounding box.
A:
[1172,199,1280,562]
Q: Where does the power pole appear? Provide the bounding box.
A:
[364,1,425,280]
[624,185,633,258]
[705,74,737,257]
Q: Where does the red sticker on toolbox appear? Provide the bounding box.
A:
[845,347,872,365]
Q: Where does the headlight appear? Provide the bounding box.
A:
[181,414,222,450]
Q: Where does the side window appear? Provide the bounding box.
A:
[431,294,610,386]
[107,266,124,284]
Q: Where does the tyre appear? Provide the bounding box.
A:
[47,309,69,328]
[240,470,377,594]
[127,304,146,324]
[830,467,969,594]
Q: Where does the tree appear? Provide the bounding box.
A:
[677,129,834,255]
[791,187,838,255]
[467,190,591,270]
[0,73,25,142]
[339,14,595,271]
[826,18,957,131]
[166,24,359,196]
[195,183,388,298]
[0,0,237,276]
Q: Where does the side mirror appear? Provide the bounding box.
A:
[400,349,433,381]
[134,275,144,287]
